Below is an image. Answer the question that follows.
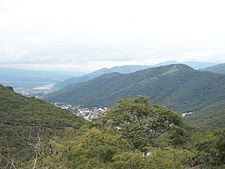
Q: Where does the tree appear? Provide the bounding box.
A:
[194,129,225,167]
[95,96,191,150]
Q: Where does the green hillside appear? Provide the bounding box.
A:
[1,88,225,168]
[202,63,225,74]
[45,64,225,113]
[0,84,87,167]
[20,97,225,169]
[187,100,225,130]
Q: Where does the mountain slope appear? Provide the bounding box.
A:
[186,100,225,130]
[54,65,150,89]
[45,64,225,113]
[201,63,225,74]
[0,84,87,166]
[54,62,216,90]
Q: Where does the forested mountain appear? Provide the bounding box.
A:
[45,64,225,114]
[0,84,87,167]
[1,86,225,168]
[54,62,215,90]
[187,100,225,130]
[1,66,225,168]
[202,63,225,74]
[6,97,224,169]
[54,65,151,89]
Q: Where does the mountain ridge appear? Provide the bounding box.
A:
[201,63,225,74]
[54,61,216,90]
[45,64,225,113]
[54,65,151,89]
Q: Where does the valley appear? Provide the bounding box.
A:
[2,81,55,97]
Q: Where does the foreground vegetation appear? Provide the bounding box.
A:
[0,84,224,168]
[0,85,87,168]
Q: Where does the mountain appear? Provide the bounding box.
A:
[45,64,225,114]
[201,63,225,74]
[54,65,151,89]
[0,84,87,165]
[1,82,224,168]
[186,100,225,130]
[54,62,216,90]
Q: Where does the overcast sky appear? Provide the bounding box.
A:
[0,0,225,72]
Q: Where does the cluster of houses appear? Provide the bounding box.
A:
[54,102,108,120]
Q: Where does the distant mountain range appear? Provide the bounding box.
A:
[201,63,225,74]
[44,63,225,130]
[45,64,225,113]
[54,65,151,89]
[54,61,217,89]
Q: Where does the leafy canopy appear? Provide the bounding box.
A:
[95,96,191,150]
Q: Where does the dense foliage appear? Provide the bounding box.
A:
[16,97,225,169]
[0,84,87,168]
[1,84,225,168]
[95,97,191,149]
[191,129,225,168]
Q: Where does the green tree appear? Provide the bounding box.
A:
[95,96,191,150]
[194,129,225,167]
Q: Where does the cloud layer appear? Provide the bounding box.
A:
[0,0,225,71]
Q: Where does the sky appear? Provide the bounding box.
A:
[0,0,225,72]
